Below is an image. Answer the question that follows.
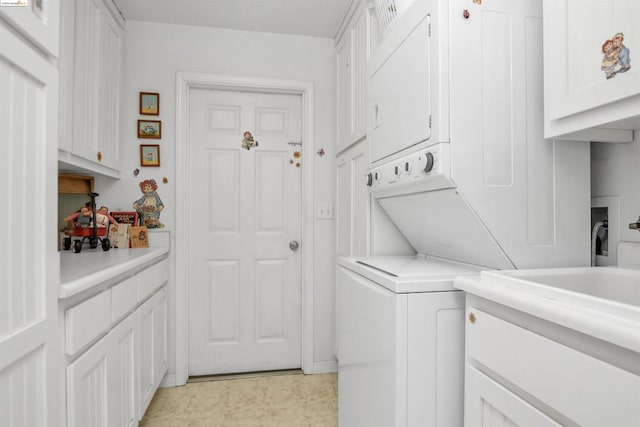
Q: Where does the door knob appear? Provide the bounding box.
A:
[289,240,299,251]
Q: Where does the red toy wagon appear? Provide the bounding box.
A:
[62,192,113,253]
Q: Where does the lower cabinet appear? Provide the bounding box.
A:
[63,258,169,426]
[465,366,561,427]
[463,303,640,426]
[138,287,168,412]
[67,311,137,427]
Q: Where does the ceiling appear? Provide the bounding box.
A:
[112,0,355,39]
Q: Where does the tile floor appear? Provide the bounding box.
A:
[140,372,338,426]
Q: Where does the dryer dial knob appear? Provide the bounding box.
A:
[365,172,373,186]
[420,152,435,173]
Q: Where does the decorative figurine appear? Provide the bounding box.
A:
[241,131,259,150]
[133,179,165,228]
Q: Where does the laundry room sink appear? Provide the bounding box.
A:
[482,267,640,309]
[457,267,640,353]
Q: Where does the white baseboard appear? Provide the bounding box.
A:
[159,373,182,388]
[312,360,338,374]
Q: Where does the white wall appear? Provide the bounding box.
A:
[591,133,640,254]
[95,21,338,377]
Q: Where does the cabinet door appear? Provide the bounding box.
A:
[336,35,352,152]
[67,313,137,427]
[465,366,562,427]
[138,286,168,417]
[336,4,370,154]
[544,1,640,122]
[349,7,369,145]
[0,0,59,57]
[0,19,59,427]
[96,7,123,170]
[61,0,123,173]
[71,0,102,163]
[336,139,369,257]
[108,314,137,427]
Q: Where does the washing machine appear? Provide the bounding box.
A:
[337,255,483,426]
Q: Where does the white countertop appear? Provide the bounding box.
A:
[455,269,640,354]
[60,246,170,299]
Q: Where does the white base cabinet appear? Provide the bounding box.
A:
[67,311,137,427]
[138,288,168,412]
[62,257,169,426]
[463,299,640,427]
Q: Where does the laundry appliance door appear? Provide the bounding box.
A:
[337,265,408,427]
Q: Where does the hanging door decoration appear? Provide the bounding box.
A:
[241,131,259,150]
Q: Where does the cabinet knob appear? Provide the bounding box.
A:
[97,151,103,162]
[463,9,470,19]
[469,312,477,324]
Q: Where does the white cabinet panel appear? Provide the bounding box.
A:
[66,290,111,356]
[0,6,59,426]
[543,0,640,139]
[58,0,124,176]
[336,2,370,154]
[0,0,59,57]
[66,312,137,427]
[465,367,561,427]
[336,139,369,257]
[465,306,640,426]
[138,287,168,417]
[111,276,138,323]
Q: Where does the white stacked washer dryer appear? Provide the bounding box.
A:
[337,0,592,426]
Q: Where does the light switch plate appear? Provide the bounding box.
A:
[317,202,333,219]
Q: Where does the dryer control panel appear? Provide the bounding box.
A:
[366,143,454,197]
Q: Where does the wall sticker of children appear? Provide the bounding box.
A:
[601,32,631,79]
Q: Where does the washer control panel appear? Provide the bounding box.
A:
[366,143,452,196]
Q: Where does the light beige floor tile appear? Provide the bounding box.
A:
[140,373,337,427]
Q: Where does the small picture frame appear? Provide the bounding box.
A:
[140,144,160,167]
[139,92,159,115]
[138,120,161,139]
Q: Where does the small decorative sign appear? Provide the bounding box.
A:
[110,211,139,226]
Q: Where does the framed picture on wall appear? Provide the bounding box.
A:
[138,120,161,139]
[139,92,159,115]
[140,144,160,167]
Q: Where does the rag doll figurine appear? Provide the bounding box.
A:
[133,179,165,228]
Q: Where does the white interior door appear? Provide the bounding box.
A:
[188,88,303,375]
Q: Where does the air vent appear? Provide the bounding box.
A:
[375,0,398,34]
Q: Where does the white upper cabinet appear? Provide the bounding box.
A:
[543,0,640,141]
[0,0,60,57]
[336,1,370,154]
[58,0,124,177]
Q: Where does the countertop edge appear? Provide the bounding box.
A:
[59,246,170,299]
[454,275,640,354]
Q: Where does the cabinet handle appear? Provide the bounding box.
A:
[97,151,103,162]
[469,312,477,324]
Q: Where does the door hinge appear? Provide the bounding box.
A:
[429,115,432,128]
[428,23,431,37]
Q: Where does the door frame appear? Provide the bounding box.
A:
[174,72,315,385]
